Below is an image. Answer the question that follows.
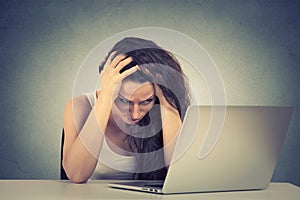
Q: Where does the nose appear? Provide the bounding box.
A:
[130,103,142,121]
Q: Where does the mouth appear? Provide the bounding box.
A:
[124,117,141,124]
[132,119,141,123]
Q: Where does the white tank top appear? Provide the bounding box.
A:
[85,92,137,179]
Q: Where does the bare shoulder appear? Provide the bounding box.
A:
[64,94,93,133]
[64,95,91,112]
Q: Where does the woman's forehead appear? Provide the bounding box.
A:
[119,81,154,100]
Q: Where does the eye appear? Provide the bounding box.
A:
[118,96,129,104]
[140,98,154,106]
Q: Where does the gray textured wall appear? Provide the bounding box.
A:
[0,0,299,186]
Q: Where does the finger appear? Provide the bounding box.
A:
[103,51,117,68]
[119,65,138,79]
[154,84,164,98]
[154,84,161,92]
[113,65,138,83]
[107,51,117,63]
[102,53,125,77]
[110,54,128,69]
[101,51,117,77]
[114,57,133,73]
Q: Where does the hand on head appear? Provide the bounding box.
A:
[99,52,138,100]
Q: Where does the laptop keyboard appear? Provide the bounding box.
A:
[122,181,164,188]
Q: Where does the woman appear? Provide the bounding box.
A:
[63,37,191,183]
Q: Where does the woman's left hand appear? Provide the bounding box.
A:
[154,84,181,168]
[154,84,179,115]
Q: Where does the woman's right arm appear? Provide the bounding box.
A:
[62,53,138,183]
[62,98,99,183]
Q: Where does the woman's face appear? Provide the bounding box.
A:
[112,80,155,125]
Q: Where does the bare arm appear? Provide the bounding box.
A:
[154,85,182,168]
[62,99,100,183]
[62,53,138,183]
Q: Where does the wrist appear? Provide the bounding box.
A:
[97,88,114,100]
[95,90,114,109]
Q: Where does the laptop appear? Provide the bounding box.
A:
[108,105,295,194]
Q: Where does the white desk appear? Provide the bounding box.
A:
[0,180,299,200]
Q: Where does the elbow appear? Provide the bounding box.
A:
[62,160,89,184]
[70,177,88,184]
[68,173,88,184]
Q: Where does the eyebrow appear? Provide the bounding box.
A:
[118,94,155,103]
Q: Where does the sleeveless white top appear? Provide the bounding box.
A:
[85,92,137,180]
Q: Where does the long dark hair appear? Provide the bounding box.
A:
[99,37,191,180]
